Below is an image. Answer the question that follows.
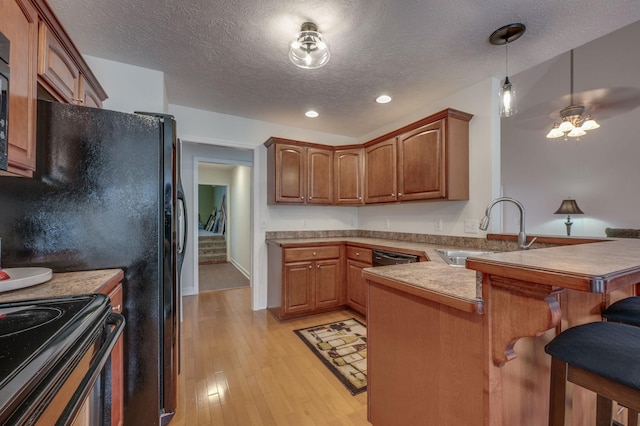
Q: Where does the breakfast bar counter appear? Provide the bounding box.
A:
[365,237,640,426]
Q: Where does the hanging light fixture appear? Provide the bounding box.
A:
[546,50,600,140]
[490,23,526,118]
[289,22,330,69]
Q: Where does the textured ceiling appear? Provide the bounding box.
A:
[47,0,640,138]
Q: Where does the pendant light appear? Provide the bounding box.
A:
[289,22,330,69]
[490,23,526,118]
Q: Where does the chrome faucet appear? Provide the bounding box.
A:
[479,197,537,250]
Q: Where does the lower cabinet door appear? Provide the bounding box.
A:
[315,259,341,309]
[284,262,315,314]
[347,260,369,315]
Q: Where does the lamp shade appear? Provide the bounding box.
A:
[554,199,584,215]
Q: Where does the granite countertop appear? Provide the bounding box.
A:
[466,238,640,293]
[267,236,487,311]
[0,269,124,303]
[268,235,640,311]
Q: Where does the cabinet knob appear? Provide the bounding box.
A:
[317,264,320,269]
[398,193,403,196]
[300,196,304,200]
[74,98,84,104]
[313,252,317,256]
[356,252,360,256]
[309,196,312,200]
[113,304,121,312]
[392,193,395,196]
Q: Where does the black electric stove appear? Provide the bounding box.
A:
[0,294,115,424]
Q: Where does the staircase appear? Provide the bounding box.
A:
[199,235,227,264]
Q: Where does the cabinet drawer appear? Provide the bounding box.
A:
[346,246,372,264]
[284,246,341,262]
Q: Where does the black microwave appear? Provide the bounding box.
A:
[0,32,9,171]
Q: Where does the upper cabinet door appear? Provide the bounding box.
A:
[38,22,79,104]
[0,0,38,177]
[307,147,333,204]
[274,143,306,204]
[397,119,445,201]
[334,148,364,205]
[364,138,397,204]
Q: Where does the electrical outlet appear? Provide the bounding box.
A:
[464,219,479,234]
[260,218,268,229]
[303,219,308,228]
[434,219,443,232]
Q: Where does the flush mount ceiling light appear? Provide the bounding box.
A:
[490,23,526,118]
[546,50,600,140]
[376,95,392,104]
[289,22,330,69]
[305,110,319,118]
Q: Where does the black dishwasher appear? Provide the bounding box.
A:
[372,249,420,266]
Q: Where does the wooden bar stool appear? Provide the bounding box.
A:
[544,321,640,426]
[602,296,640,327]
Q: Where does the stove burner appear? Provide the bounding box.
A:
[0,307,63,337]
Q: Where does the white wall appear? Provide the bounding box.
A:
[501,21,640,237]
[230,166,252,276]
[84,55,167,113]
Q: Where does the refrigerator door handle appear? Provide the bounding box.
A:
[177,197,186,255]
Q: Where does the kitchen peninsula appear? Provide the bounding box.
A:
[364,237,640,426]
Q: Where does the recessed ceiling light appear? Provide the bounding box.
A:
[305,110,319,118]
[376,95,392,104]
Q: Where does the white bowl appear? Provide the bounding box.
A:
[0,268,53,293]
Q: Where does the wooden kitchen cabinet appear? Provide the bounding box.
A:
[267,243,344,320]
[0,0,106,178]
[364,109,472,204]
[104,283,124,426]
[397,119,446,201]
[37,20,104,108]
[265,138,333,205]
[334,147,365,205]
[364,138,397,203]
[346,246,372,315]
[0,0,38,177]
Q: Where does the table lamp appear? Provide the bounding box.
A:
[554,198,584,236]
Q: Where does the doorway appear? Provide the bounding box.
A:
[180,141,254,297]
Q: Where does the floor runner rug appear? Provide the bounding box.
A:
[294,318,367,395]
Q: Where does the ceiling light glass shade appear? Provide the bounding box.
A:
[499,77,517,117]
[581,118,600,130]
[567,127,586,138]
[557,120,575,132]
[289,22,330,69]
[546,124,564,138]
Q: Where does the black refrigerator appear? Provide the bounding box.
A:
[0,100,187,425]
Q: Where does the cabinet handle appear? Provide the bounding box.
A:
[74,98,84,104]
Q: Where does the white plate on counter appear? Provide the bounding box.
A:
[0,268,53,293]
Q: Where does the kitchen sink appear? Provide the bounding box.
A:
[435,249,494,267]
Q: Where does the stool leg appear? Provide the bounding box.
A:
[629,409,639,426]
[596,394,613,426]
[549,357,567,426]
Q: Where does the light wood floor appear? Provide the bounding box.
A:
[170,288,371,426]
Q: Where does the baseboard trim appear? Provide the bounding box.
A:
[230,259,251,280]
